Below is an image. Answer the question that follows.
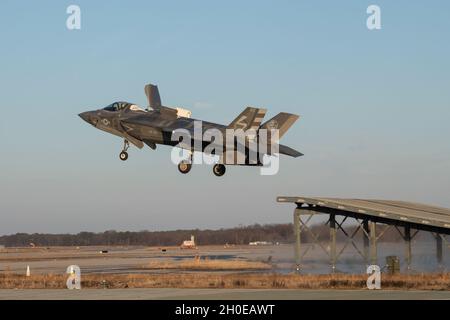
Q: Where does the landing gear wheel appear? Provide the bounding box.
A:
[119,151,128,161]
[119,139,130,161]
[213,164,226,177]
[178,161,192,174]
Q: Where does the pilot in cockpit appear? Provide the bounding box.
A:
[103,102,146,112]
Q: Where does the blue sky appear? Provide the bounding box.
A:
[0,1,449,234]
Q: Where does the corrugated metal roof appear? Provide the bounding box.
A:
[277,196,450,230]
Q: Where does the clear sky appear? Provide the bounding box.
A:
[1,1,449,234]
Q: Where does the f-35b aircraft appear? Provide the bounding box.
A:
[79,83,302,176]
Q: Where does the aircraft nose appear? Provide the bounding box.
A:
[78,112,90,123]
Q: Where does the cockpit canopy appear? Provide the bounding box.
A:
[103,101,131,111]
[103,102,145,112]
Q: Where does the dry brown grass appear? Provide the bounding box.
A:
[0,272,448,290]
[146,258,271,271]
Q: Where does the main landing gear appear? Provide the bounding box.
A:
[178,161,192,174]
[178,151,193,174]
[177,162,226,176]
[119,140,130,161]
[176,152,226,176]
[119,143,227,176]
[212,164,226,177]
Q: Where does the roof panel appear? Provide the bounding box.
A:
[277,196,450,230]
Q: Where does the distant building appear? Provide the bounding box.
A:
[181,235,196,249]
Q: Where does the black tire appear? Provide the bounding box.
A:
[119,151,128,161]
[178,161,192,174]
[213,164,226,177]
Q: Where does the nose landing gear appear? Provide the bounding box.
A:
[119,140,130,161]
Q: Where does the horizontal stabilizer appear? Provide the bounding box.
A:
[259,112,299,139]
[278,144,303,158]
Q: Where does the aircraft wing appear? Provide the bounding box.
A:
[278,144,303,157]
[235,141,303,158]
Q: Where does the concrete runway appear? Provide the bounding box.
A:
[0,245,293,275]
[0,288,449,300]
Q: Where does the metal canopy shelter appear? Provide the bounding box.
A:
[277,196,450,273]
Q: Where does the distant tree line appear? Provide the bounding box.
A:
[0,223,421,247]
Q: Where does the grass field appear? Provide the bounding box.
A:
[1,246,448,291]
[1,272,448,290]
[146,258,271,270]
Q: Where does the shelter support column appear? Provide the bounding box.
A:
[369,221,377,265]
[329,213,337,272]
[363,219,370,265]
[405,226,412,271]
[293,208,301,272]
[436,233,443,268]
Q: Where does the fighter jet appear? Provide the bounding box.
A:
[79,83,302,176]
